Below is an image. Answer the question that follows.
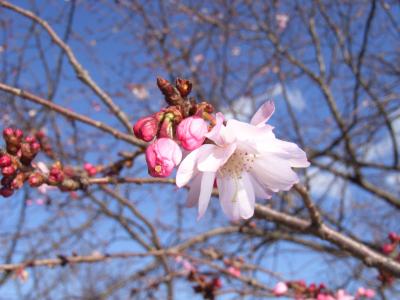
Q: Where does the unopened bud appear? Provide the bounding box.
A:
[0,154,12,168]
[157,77,183,106]
[388,232,399,243]
[382,243,395,254]
[176,116,208,150]
[20,140,41,165]
[0,187,14,197]
[176,78,192,97]
[145,138,182,178]
[2,165,16,176]
[212,278,222,289]
[158,113,175,139]
[28,172,45,187]
[11,173,25,190]
[3,128,14,138]
[48,164,64,185]
[14,129,23,138]
[133,115,160,142]
[3,128,24,155]
[1,176,13,186]
[84,163,97,177]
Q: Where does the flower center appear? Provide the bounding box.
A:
[219,150,256,178]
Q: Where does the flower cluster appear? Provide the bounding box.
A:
[273,281,375,300]
[134,77,310,220]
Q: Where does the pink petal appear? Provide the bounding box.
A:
[250,100,275,126]
[198,172,216,219]
[197,143,236,172]
[176,147,203,187]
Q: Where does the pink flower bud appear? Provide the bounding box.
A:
[388,232,399,243]
[14,129,23,138]
[212,278,222,289]
[3,128,14,137]
[176,117,208,150]
[0,154,12,168]
[382,243,395,254]
[25,136,36,143]
[273,282,288,296]
[84,163,97,177]
[133,115,159,142]
[2,165,16,176]
[145,138,182,177]
[28,172,45,187]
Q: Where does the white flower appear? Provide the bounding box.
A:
[176,101,310,220]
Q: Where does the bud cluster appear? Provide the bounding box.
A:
[83,163,98,177]
[133,77,214,178]
[0,127,104,198]
[0,128,42,197]
[378,231,400,285]
[188,270,222,300]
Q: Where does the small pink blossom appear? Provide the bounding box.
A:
[227,266,241,277]
[175,256,196,274]
[356,287,375,298]
[146,138,182,177]
[176,116,208,150]
[273,281,288,296]
[14,267,28,283]
[336,289,354,300]
[276,13,289,31]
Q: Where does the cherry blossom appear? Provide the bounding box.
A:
[176,101,309,220]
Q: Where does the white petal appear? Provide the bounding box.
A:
[248,173,273,199]
[218,173,255,220]
[186,173,202,207]
[205,112,225,145]
[270,139,310,168]
[250,100,275,126]
[252,154,299,191]
[197,172,216,219]
[226,120,275,150]
[237,173,255,219]
[217,177,238,220]
[197,143,236,172]
[176,147,203,187]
